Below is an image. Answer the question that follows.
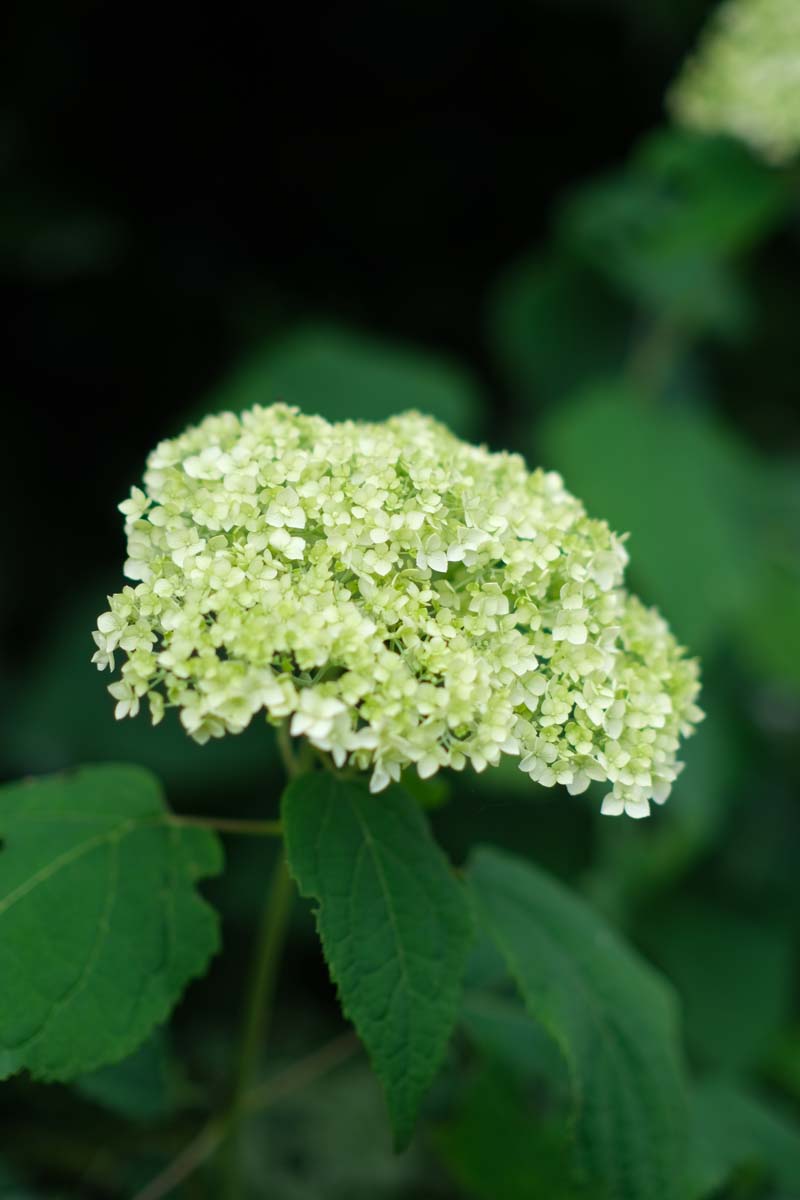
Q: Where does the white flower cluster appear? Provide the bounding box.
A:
[670,0,800,164]
[94,404,702,817]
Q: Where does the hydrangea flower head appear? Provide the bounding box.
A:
[670,0,800,164]
[93,404,702,818]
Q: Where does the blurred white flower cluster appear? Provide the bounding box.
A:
[94,404,702,816]
[670,0,800,164]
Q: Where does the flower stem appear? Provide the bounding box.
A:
[222,849,294,1199]
[626,316,682,397]
[133,1033,358,1200]
[276,720,298,777]
[167,814,283,837]
[221,722,303,1199]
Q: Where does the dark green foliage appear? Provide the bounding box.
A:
[72,1032,174,1122]
[689,1080,800,1198]
[0,766,222,1081]
[640,898,794,1074]
[559,131,787,335]
[282,773,474,1148]
[468,848,689,1200]
[539,382,760,652]
[435,1062,585,1200]
[487,254,632,406]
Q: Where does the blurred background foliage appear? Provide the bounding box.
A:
[1,0,799,1196]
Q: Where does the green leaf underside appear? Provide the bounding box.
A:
[0,765,222,1081]
[435,1062,586,1200]
[282,774,473,1148]
[468,847,688,1200]
[449,991,588,1198]
[461,990,570,1095]
[689,1079,800,1198]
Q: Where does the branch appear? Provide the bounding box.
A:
[130,1032,360,1200]
[166,815,283,837]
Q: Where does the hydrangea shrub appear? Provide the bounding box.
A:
[1,404,705,1196]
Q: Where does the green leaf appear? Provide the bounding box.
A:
[563,184,746,337]
[737,561,800,693]
[486,253,632,405]
[73,1031,173,1121]
[640,898,794,1074]
[435,1062,586,1200]
[468,847,688,1200]
[559,130,786,333]
[199,324,481,435]
[0,765,222,1081]
[460,990,570,1099]
[765,1025,800,1106]
[631,132,787,257]
[282,773,473,1148]
[689,1079,800,1198]
[734,456,800,691]
[538,383,760,652]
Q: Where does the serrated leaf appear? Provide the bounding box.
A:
[0,765,222,1081]
[282,773,473,1148]
[538,383,760,652]
[199,324,481,435]
[689,1079,800,1199]
[468,847,688,1200]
